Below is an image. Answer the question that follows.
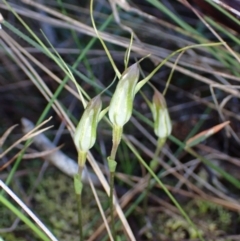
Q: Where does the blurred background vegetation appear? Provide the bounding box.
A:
[0,0,240,240]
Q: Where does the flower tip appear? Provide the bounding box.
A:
[108,63,140,127]
[74,95,102,152]
[152,90,172,139]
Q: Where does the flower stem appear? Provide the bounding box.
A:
[110,171,115,238]
[144,138,165,214]
[74,152,86,241]
[108,125,122,239]
[74,174,83,241]
[76,192,83,241]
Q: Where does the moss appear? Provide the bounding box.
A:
[195,200,232,230]
[147,198,236,240]
[0,233,25,241]
[0,204,15,227]
[0,169,108,241]
[32,170,108,240]
[1,169,238,240]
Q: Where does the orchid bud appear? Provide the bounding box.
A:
[151,90,172,138]
[74,95,102,152]
[108,63,139,127]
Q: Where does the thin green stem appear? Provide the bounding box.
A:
[76,192,83,241]
[0,194,51,241]
[110,143,118,161]
[110,125,123,159]
[143,138,165,214]
[186,147,240,189]
[74,152,86,241]
[109,171,116,239]
[107,156,117,240]
[108,125,122,240]
[124,136,205,241]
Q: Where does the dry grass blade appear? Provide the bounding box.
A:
[182,0,240,63]
[21,117,136,240]
[0,150,23,171]
[3,0,239,97]
[22,144,64,159]
[0,180,59,241]
[211,0,240,18]
[0,29,75,133]
[1,0,240,239]
[0,124,18,147]
[0,117,52,158]
[186,121,230,147]
[87,169,114,241]
[21,117,100,185]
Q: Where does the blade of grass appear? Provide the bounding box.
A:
[0,181,56,241]
[1,13,113,188]
[123,136,205,241]
[169,135,240,189]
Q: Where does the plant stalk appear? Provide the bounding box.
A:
[143,138,165,214]
[74,153,86,241]
[108,125,122,239]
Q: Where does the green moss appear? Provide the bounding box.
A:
[0,233,25,241]
[1,169,238,240]
[148,198,236,240]
[0,169,108,241]
[195,200,232,229]
[33,170,108,240]
[0,204,15,227]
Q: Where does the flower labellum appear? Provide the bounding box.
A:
[151,90,172,138]
[108,63,139,127]
[74,95,102,152]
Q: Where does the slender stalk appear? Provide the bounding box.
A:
[76,192,83,241]
[74,152,86,241]
[109,171,115,238]
[143,138,165,214]
[108,125,122,239]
